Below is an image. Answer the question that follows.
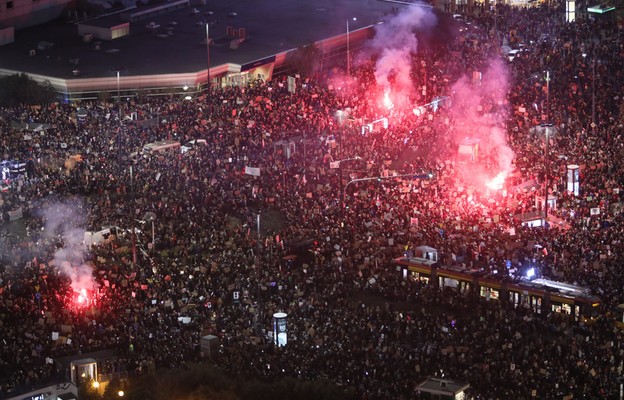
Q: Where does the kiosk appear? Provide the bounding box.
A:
[272,312,288,347]
[567,164,579,196]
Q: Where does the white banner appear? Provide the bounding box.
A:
[288,76,296,94]
[329,161,340,169]
[8,207,23,221]
[244,166,261,176]
[590,207,600,215]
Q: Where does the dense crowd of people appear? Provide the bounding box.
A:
[1,2,623,399]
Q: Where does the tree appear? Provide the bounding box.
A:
[78,379,103,400]
[0,73,57,106]
[187,386,240,400]
[102,378,124,400]
[285,43,321,78]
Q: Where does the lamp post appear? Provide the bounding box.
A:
[205,23,211,93]
[591,54,596,128]
[544,70,550,122]
[582,52,596,128]
[541,123,553,229]
[347,17,356,78]
[255,212,262,336]
[112,67,125,172]
[336,156,361,223]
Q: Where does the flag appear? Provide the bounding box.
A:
[244,166,261,176]
[302,174,307,184]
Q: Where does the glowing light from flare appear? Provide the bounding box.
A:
[75,288,90,308]
[383,91,394,110]
[486,172,506,191]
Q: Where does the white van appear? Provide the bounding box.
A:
[142,140,181,155]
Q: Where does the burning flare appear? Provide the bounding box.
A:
[383,90,394,110]
[486,172,506,191]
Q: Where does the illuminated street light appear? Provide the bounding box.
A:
[582,51,596,128]
[118,390,125,397]
[347,17,357,78]
[92,381,100,389]
[541,123,553,229]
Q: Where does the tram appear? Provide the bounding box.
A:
[395,256,601,321]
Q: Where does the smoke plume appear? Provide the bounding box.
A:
[39,198,95,293]
[367,5,438,106]
[448,58,515,181]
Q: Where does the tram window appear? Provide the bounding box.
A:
[552,304,562,313]
[562,303,572,314]
[440,277,458,288]
[410,271,429,284]
[480,287,499,300]
[459,281,471,293]
[531,296,542,314]
[510,292,521,307]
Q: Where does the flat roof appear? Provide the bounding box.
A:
[0,0,399,79]
[78,16,130,29]
[416,377,470,395]
[587,5,616,13]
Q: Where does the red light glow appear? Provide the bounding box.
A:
[383,91,394,110]
[486,172,506,191]
[75,288,90,308]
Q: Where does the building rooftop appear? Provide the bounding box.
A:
[0,0,401,79]
[416,377,470,396]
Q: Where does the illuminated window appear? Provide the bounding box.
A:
[480,287,499,299]
[411,272,430,284]
[531,296,542,314]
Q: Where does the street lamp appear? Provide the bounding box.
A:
[336,156,362,223]
[541,123,553,229]
[347,17,356,78]
[544,70,550,122]
[143,211,157,249]
[255,212,262,335]
[582,51,596,128]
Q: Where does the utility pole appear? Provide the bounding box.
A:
[591,55,596,128]
[346,18,356,78]
[545,70,550,122]
[130,165,137,265]
[206,23,211,93]
[256,212,262,336]
[541,123,553,229]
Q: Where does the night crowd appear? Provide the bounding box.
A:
[1,2,623,399]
